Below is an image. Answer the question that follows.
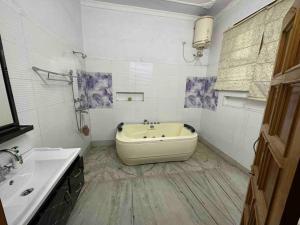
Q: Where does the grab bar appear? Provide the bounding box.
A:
[184,124,195,133]
[117,122,124,132]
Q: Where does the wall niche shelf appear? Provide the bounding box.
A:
[116,92,144,102]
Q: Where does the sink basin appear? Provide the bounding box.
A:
[0,148,81,225]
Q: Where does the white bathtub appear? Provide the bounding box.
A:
[116,122,198,165]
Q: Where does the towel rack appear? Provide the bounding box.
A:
[32,66,78,84]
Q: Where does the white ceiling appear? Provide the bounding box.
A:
[94,0,233,16]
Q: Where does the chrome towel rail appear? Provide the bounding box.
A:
[32,66,78,84]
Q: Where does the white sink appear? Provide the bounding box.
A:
[0,148,81,225]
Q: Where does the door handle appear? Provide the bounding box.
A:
[253,137,260,154]
[73,169,82,178]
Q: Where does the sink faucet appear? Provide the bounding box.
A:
[0,147,23,165]
[0,147,23,182]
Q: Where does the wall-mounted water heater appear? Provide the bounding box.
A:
[193,16,214,56]
[182,16,214,62]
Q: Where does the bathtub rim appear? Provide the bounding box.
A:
[116,122,198,143]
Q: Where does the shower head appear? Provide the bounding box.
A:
[72,51,87,59]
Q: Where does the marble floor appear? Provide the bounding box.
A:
[67,142,249,225]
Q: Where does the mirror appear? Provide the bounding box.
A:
[0,35,33,143]
[0,66,14,126]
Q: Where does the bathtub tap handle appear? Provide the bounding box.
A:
[117,122,124,132]
[184,124,195,133]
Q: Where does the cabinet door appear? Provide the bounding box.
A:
[36,196,72,225]
[69,157,84,207]
[35,180,72,225]
[47,180,70,210]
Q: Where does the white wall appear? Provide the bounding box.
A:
[0,0,276,170]
[81,0,208,141]
[0,0,90,155]
[200,0,276,169]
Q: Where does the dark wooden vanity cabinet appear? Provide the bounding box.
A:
[68,157,85,205]
[28,156,84,225]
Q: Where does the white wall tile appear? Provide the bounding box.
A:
[89,109,117,141]
[2,40,31,80]
[200,91,265,169]
[82,5,204,64]
[112,60,131,76]
[199,0,273,169]
[0,0,90,155]
[113,101,136,123]
[37,102,89,148]
[85,58,112,73]
[134,62,155,98]
[0,0,269,173]
[0,1,23,44]
[157,98,182,122]
[33,81,66,108]
[134,98,158,122]
[0,110,42,154]
[153,63,179,77]
[22,18,70,60]
[14,0,83,48]
[10,79,35,113]
[155,74,179,99]
[182,108,201,123]
[82,4,208,141]
[114,73,136,92]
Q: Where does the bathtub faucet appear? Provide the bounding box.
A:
[150,124,155,129]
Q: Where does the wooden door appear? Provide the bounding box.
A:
[240,1,300,225]
[0,200,7,225]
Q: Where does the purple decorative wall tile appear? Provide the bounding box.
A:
[184,76,218,111]
[77,71,113,109]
